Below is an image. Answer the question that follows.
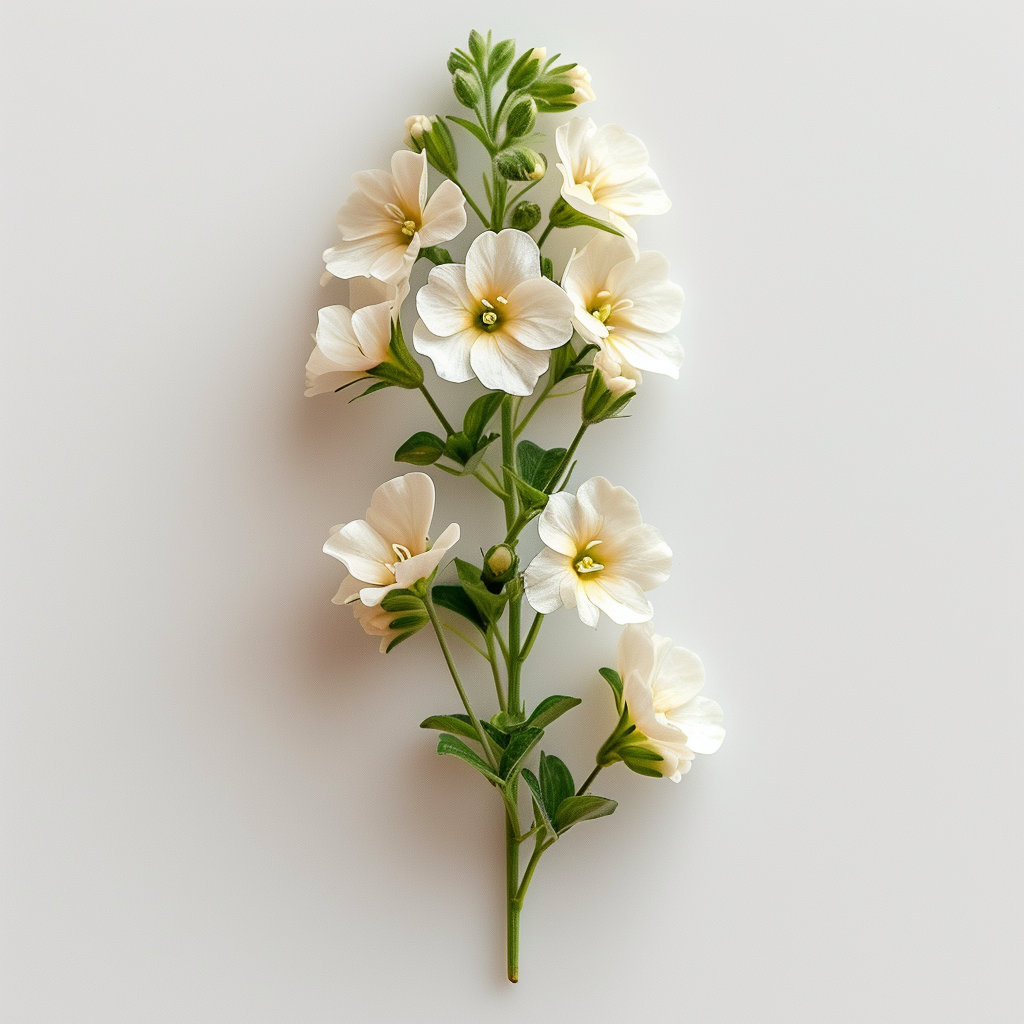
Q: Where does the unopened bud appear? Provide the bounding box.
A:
[481,544,519,591]
[510,201,542,232]
[505,96,538,139]
[496,147,546,182]
[452,71,481,108]
[404,114,433,151]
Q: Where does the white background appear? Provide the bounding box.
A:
[3,2,1022,1020]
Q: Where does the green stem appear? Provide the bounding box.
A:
[424,589,498,769]
[576,764,603,796]
[485,628,507,712]
[473,468,507,500]
[520,613,544,661]
[506,815,519,982]
[418,384,454,436]
[507,595,522,717]
[448,172,489,227]
[514,378,555,437]
[537,219,556,249]
[500,397,520,530]
[514,836,551,906]
[548,422,588,493]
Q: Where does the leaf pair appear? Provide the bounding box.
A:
[521,752,617,837]
[395,391,504,475]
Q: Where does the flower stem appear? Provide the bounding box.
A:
[576,764,603,796]
[448,173,490,227]
[520,612,544,661]
[418,384,454,436]
[537,219,556,249]
[423,588,498,769]
[506,815,520,982]
[485,628,507,712]
[548,422,588,492]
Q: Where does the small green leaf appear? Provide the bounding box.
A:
[467,29,487,66]
[525,695,582,730]
[599,667,623,705]
[503,466,549,511]
[431,584,486,631]
[521,768,555,835]
[517,440,567,490]
[420,246,453,265]
[483,722,510,749]
[499,727,544,782]
[448,115,495,154]
[349,380,393,402]
[539,752,575,819]
[454,558,509,624]
[541,256,554,281]
[420,715,480,742]
[395,431,446,465]
[487,38,516,81]
[437,733,501,784]
[463,392,504,444]
[379,590,424,613]
[553,795,618,833]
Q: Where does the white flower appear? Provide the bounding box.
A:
[561,233,684,379]
[555,117,671,253]
[593,350,637,396]
[323,150,466,287]
[617,623,725,781]
[304,279,409,398]
[564,65,595,106]
[333,575,401,653]
[413,229,575,396]
[524,476,671,626]
[324,472,459,607]
[404,114,433,147]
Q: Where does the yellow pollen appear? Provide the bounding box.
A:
[482,310,498,326]
[400,220,417,237]
[574,554,604,574]
[591,304,612,323]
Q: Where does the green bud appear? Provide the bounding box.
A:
[510,200,542,232]
[581,360,636,424]
[452,71,481,108]
[467,30,487,66]
[507,49,543,90]
[423,116,458,176]
[448,51,473,74]
[495,147,546,182]
[487,38,516,81]
[505,96,537,139]
[481,543,519,592]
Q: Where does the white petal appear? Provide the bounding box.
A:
[617,622,657,684]
[304,345,364,397]
[602,326,684,378]
[607,251,684,331]
[523,547,573,613]
[314,305,366,369]
[390,150,428,217]
[323,233,398,280]
[394,521,460,587]
[335,188,391,241]
[595,166,671,216]
[369,236,417,285]
[657,646,707,706]
[364,472,435,554]
[588,123,652,184]
[562,232,635,304]
[350,301,394,365]
[324,520,395,586]
[607,523,672,591]
[468,331,549,396]
[503,278,575,351]
[465,229,540,301]
[351,168,400,210]
[418,180,468,246]
[416,264,476,336]
[576,477,644,534]
[413,321,477,383]
[555,117,596,176]
[670,695,725,754]
[537,491,589,556]
[583,573,653,624]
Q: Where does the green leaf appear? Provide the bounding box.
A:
[420,715,481,742]
[419,246,453,265]
[379,590,424,613]
[502,466,548,512]
[539,752,575,819]
[525,695,582,730]
[483,722,510,749]
[541,255,554,281]
[516,440,567,490]
[437,733,501,784]
[463,391,504,444]
[395,431,446,465]
[487,38,516,81]
[467,29,487,66]
[599,667,623,705]
[499,727,544,781]
[431,584,486,631]
[384,629,420,652]
[349,380,393,402]
[448,115,495,154]
[554,795,618,833]
[521,768,555,835]
[454,558,509,624]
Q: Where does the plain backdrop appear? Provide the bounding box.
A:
[2,2,1022,1021]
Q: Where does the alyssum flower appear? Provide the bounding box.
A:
[323,150,467,287]
[324,472,459,608]
[555,116,671,253]
[562,232,685,380]
[524,476,671,626]
[413,229,574,396]
[598,623,725,781]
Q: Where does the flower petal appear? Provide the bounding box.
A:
[304,345,365,397]
[335,188,391,241]
[617,622,657,683]
[583,573,654,624]
[390,150,427,217]
[576,477,644,534]
[607,250,684,332]
[465,229,540,301]
[364,472,435,555]
[350,301,394,365]
[595,166,671,216]
[503,278,575,351]
[351,168,400,210]
[607,522,672,591]
[413,321,477,383]
[324,519,395,586]
[603,326,684,378]
[418,180,468,246]
[538,491,591,556]
[416,264,476,336]
[468,331,550,396]
[670,695,725,754]
[323,233,397,280]
[524,547,573,613]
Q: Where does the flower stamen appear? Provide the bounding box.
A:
[391,543,413,562]
[400,219,417,237]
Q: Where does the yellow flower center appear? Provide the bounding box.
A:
[482,310,498,326]
[590,289,613,323]
[479,297,508,333]
[573,542,605,575]
[400,219,417,237]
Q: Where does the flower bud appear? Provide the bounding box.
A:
[452,71,481,108]
[481,543,519,592]
[404,114,433,151]
[422,116,458,176]
[505,96,537,139]
[507,47,544,90]
[581,354,637,424]
[510,201,542,232]
[447,51,473,74]
[564,65,595,106]
[495,147,546,182]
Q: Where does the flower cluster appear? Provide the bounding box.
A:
[305,30,723,985]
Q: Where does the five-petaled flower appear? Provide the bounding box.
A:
[413,229,575,396]
[323,150,466,288]
[555,117,671,254]
[613,623,725,781]
[561,233,684,382]
[324,472,459,608]
[524,476,671,627]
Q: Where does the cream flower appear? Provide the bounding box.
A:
[413,229,575,396]
[524,477,671,626]
[324,472,459,607]
[555,117,671,252]
[323,150,466,287]
[564,65,595,106]
[593,350,637,396]
[561,233,684,379]
[404,114,433,147]
[617,623,725,781]
[333,575,401,653]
